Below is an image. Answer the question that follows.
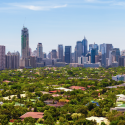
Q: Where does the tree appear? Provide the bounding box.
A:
[24,117,36,124]
[0,115,9,125]
[101,122,106,125]
[76,106,88,116]
[44,113,54,125]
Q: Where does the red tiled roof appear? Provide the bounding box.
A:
[47,102,66,107]
[20,112,44,119]
[52,94,60,97]
[3,80,11,83]
[69,86,86,90]
[87,85,95,88]
[49,90,60,93]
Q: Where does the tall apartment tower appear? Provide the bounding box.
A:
[37,43,43,58]
[0,46,5,70]
[119,57,125,67]
[91,48,96,63]
[109,48,120,66]
[21,27,29,59]
[58,45,63,62]
[65,46,72,63]
[82,37,88,56]
[6,52,20,69]
[100,43,113,67]
[51,50,57,59]
[75,41,83,63]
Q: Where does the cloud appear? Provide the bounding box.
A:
[113,2,125,6]
[9,3,67,11]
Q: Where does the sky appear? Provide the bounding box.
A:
[0,0,125,54]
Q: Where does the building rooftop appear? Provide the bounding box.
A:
[20,112,44,119]
[86,116,110,125]
[69,86,86,90]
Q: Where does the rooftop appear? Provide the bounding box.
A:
[20,112,44,119]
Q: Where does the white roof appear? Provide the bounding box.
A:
[55,87,72,92]
[86,116,110,125]
[116,94,125,97]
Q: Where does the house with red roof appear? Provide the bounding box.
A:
[20,112,44,121]
[69,86,86,91]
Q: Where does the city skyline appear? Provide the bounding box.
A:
[0,0,125,54]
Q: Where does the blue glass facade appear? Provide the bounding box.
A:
[82,37,88,56]
[91,48,96,63]
[65,46,71,63]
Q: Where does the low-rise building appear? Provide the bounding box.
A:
[84,63,101,68]
[112,75,125,82]
[20,112,44,121]
[86,116,110,125]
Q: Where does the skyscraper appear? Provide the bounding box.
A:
[21,27,29,59]
[65,46,71,63]
[0,45,5,70]
[100,43,113,67]
[37,43,43,58]
[89,43,99,55]
[74,41,83,63]
[82,37,88,56]
[109,48,120,66]
[91,48,96,63]
[6,51,20,69]
[119,57,125,67]
[58,45,63,62]
[51,50,57,59]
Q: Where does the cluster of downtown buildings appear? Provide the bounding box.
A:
[0,26,125,70]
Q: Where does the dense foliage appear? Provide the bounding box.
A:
[0,66,125,124]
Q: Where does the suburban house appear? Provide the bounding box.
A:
[20,112,44,121]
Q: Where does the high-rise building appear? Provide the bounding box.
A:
[109,48,120,66]
[106,44,113,59]
[48,52,51,59]
[74,41,83,63]
[82,37,88,56]
[89,43,98,52]
[121,50,125,56]
[21,27,29,59]
[43,52,46,58]
[0,46,5,70]
[37,43,43,58]
[58,45,63,62]
[89,43,98,55]
[118,57,125,67]
[100,43,113,67]
[78,56,88,64]
[65,46,72,63]
[29,47,32,56]
[51,50,57,59]
[95,55,100,63]
[91,48,96,63]
[5,51,20,69]
[74,46,77,63]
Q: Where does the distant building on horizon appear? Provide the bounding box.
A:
[89,43,99,53]
[91,48,97,63]
[21,27,29,59]
[0,45,5,70]
[82,37,88,56]
[51,50,57,59]
[43,52,46,58]
[65,46,72,63]
[37,43,43,59]
[58,45,63,62]
[5,51,20,69]
[100,43,113,67]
